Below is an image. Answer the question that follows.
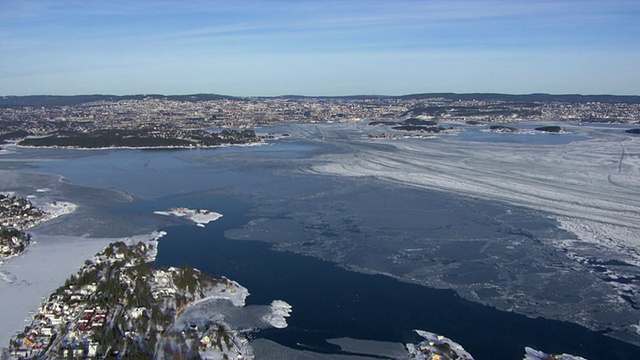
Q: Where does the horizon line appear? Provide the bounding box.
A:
[2,92,640,98]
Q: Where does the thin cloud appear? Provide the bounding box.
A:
[1,0,638,95]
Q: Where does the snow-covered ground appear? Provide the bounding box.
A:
[154,208,223,227]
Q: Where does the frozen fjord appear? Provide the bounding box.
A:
[241,121,640,344]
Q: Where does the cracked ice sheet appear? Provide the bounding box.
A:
[293,122,640,342]
[305,123,640,263]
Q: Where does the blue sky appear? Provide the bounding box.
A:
[1,0,639,96]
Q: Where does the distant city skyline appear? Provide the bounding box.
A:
[1,0,639,96]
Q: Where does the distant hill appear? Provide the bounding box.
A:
[398,93,640,104]
[1,93,639,107]
[0,93,243,107]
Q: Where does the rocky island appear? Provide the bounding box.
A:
[406,330,589,360]
[407,330,475,360]
[154,208,223,228]
[369,118,455,134]
[535,125,564,133]
[488,125,521,133]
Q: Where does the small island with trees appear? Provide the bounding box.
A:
[18,129,260,149]
[369,118,455,135]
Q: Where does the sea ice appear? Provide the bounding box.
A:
[295,121,640,343]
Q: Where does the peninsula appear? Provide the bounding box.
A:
[7,239,290,359]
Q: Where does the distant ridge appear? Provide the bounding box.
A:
[0,93,242,107]
[1,93,640,107]
[398,93,640,103]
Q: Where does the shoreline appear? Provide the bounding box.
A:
[10,140,267,151]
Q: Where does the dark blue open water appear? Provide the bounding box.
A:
[152,194,640,360]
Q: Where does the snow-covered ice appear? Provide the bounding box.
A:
[524,346,588,360]
[261,300,292,328]
[202,278,250,307]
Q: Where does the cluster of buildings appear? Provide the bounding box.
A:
[76,308,108,332]
[407,331,475,360]
[539,101,640,122]
[0,194,47,230]
[0,194,48,262]
[194,322,254,360]
[0,232,28,259]
[3,96,637,141]
[10,296,106,359]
